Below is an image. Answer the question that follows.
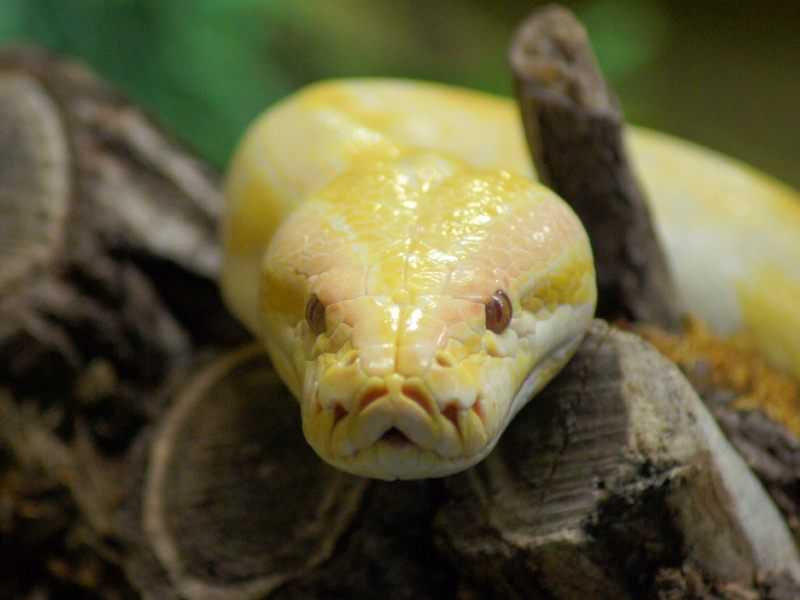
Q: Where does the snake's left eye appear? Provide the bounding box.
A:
[306,294,327,335]
[485,290,512,334]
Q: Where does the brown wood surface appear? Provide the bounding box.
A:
[510,6,682,331]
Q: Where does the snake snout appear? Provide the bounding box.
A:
[317,372,484,459]
[348,376,439,449]
[302,355,505,478]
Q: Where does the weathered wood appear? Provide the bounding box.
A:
[0,45,246,399]
[635,320,800,527]
[121,347,460,600]
[510,6,682,331]
[0,46,247,428]
[436,321,800,599]
[0,47,246,600]
[122,322,800,600]
[133,346,368,600]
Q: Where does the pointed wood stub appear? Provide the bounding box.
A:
[510,6,682,331]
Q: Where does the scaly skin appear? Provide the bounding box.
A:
[222,80,596,479]
[627,129,800,380]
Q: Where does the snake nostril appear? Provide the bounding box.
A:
[359,387,388,412]
[333,403,349,426]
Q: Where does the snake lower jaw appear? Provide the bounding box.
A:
[306,427,500,480]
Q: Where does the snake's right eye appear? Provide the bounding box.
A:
[306,294,327,336]
[485,290,512,334]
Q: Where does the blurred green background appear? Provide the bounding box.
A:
[1,0,797,189]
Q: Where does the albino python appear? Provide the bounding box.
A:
[221,79,800,480]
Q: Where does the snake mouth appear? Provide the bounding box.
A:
[302,373,496,480]
[316,407,496,480]
[380,427,413,446]
[355,380,483,452]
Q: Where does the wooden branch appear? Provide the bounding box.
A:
[120,322,800,600]
[510,6,682,331]
[130,346,368,600]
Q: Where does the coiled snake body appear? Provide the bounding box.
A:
[221,79,800,480]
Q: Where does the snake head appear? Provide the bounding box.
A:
[257,150,596,480]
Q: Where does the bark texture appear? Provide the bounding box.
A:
[0,46,247,600]
[510,5,682,330]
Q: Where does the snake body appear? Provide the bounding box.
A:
[222,79,800,480]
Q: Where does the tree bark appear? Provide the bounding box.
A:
[0,46,246,600]
[510,6,682,331]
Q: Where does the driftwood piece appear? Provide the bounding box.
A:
[436,321,800,599]
[0,46,246,411]
[510,6,682,331]
[134,347,368,600]
[121,348,457,600]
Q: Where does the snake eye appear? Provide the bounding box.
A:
[485,290,512,334]
[306,294,327,336]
